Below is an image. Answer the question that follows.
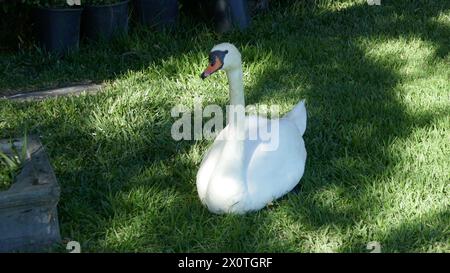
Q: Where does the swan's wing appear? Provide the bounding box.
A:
[196,128,228,202]
[284,100,307,136]
[246,119,306,209]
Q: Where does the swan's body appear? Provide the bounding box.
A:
[197,43,307,214]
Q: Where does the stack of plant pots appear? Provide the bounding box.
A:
[133,0,178,30]
[30,0,132,55]
[82,0,130,41]
[214,0,250,33]
[30,0,267,54]
[32,2,84,55]
[180,0,263,33]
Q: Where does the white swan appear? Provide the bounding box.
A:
[196,43,307,214]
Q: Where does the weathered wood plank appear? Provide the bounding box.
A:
[2,83,103,101]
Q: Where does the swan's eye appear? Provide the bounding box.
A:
[209,55,216,66]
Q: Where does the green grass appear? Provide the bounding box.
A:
[0,0,449,252]
[0,158,15,191]
[0,138,27,191]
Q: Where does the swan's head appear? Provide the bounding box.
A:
[201,43,241,79]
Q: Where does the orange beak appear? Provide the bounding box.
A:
[201,57,223,79]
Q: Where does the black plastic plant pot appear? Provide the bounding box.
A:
[248,0,269,15]
[134,0,178,30]
[214,0,250,33]
[82,0,130,41]
[33,7,83,55]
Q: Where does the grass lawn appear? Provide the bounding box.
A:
[0,161,14,191]
[0,0,448,252]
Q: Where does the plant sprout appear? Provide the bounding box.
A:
[0,135,29,191]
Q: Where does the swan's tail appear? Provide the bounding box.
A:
[284,100,307,136]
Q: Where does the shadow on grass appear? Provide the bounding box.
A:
[338,209,450,252]
[218,0,449,252]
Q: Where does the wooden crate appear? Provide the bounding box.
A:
[0,136,61,252]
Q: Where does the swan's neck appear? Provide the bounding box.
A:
[226,68,245,123]
[225,67,246,142]
[226,67,246,138]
